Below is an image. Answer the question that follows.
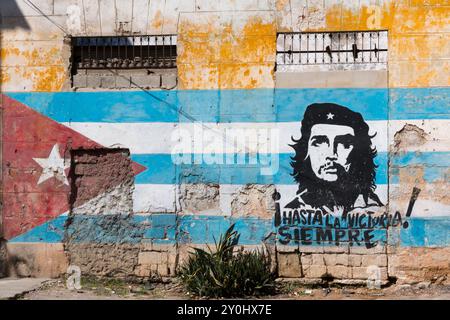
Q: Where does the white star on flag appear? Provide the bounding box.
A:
[33,144,70,185]
[326,113,335,120]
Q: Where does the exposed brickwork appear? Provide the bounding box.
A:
[69,148,135,209]
[135,244,177,278]
[388,247,450,285]
[72,70,177,90]
[64,148,143,278]
[277,249,390,284]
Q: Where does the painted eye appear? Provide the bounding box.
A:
[310,137,328,147]
[336,135,355,149]
[342,143,352,149]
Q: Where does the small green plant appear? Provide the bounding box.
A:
[80,275,131,296]
[177,224,276,298]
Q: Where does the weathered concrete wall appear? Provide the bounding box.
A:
[0,0,448,285]
[0,238,6,277]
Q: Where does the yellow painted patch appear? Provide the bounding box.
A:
[1,47,21,61]
[178,63,219,90]
[178,1,448,89]
[320,1,450,87]
[322,2,396,32]
[0,44,67,91]
[276,0,290,12]
[151,10,164,31]
[389,60,450,87]
[390,34,450,62]
[2,44,64,66]
[1,65,67,91]
[219,63,274,89]
[32,66,66,91]
[0,69,11,84]
[2,0,447,91]
[23,47,63,67]
[178,16,276,90]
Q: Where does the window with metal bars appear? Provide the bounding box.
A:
[276,31,388,68]
[72,35,177,70]
[70,35,177,89]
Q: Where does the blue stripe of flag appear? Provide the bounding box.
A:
[6,87,449,123]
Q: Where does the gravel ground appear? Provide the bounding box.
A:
[18,278,450,300]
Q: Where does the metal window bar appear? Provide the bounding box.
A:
[306,34,309,64]
[277,30,387,66]
[72,35,177,70]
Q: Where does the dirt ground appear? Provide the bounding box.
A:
[18,277,450,300]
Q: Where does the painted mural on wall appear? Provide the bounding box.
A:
[274,103,419,248]
[4,89,444,250]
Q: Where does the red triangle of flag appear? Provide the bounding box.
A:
[1,94,146,240]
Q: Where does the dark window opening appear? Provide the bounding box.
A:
[71,35,177,71]
[70,35,178,89]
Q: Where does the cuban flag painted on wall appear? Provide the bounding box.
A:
[2,88,449,247]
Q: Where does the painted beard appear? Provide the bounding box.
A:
[316,161,351,182]
[299,162,359,211]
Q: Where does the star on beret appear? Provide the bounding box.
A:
[326,112,335,120]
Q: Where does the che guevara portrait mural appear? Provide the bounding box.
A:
[273,102,408,249]
[288,103,383,212]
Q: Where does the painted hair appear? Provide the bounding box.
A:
[290,103,383,210]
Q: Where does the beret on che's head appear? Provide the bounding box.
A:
[300,103,369,137]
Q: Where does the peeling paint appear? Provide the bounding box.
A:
[179,183,220,214]
[394,168,450,206]
[393,124,428,154]
[231,184,276,219]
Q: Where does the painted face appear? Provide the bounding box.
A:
[307,124,355,182]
